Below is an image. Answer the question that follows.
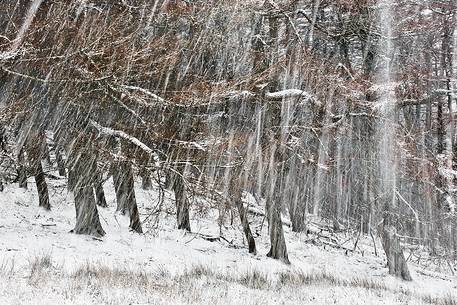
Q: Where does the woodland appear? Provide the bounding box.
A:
[0,0,456,283]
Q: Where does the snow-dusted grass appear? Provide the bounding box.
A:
[1,255,455,305]
[0,177,456,304]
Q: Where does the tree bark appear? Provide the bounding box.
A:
[17,148,27,189]
[55,145,66,177]
[112,161,142,233]
[289,183,307,233]
[28,135,50,210]
[233,188,257,254]
[140,168,152,190]
[73,182,105,237]
[94,171,107,208]
[171,167,191,231]
[265,145,290,264]
[70,151,105,237]
[41,135,51,165]
[33,158,50,210]
[266,194,290,264]
[381,224,412,281]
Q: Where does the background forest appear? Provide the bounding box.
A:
[0,0,457,301]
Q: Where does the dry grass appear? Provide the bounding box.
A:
[423,294,457,305]
[177,264,270,289]
[70,261,174,295]
[277,269,390,290]
[28,252,53,286]
[0,257,15,279]
[176,264,456,305]
[72,263,150,288]
[1,255,455,305]
[237,269,270,289]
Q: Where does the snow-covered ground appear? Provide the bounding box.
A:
[0,176,456,304]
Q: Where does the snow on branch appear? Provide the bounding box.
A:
[226,91,256,100]
[120,85,166,103]
[90,120,206,156]
[265,89,312,101]
[0,51,21,61]
[89,120,155,155]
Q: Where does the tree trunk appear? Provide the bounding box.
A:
[251,15,267,74]
[67,164,77,192]
[94,171,107,208]
[17,148,28,189]
[266,195,290,264]
[71,151,105,237]
[289,183,307,233]
[453,217,457,260]
[140,168,152,190]
[55,145,66,177]
[28,135,50,210]
[41,135,51,165]
[381,224,412,281]
[112,161,142,233]
[334,140,344,231]
[34,159,50,210]
[171,167,191,231]
[73,183,105,237]
[264,132,289,263]
[233,189,256,254]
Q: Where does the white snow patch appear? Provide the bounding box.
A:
[0,178,455,304]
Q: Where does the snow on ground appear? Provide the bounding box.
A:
[0,176,456,304]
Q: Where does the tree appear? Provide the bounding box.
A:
[0,0,456,277]
[69,146,105,237]
[113,161,143,233]
[17,148,28,189]
[265,143,290,264]
[28,133,50,210]
[170,166,191,232]
[94,170,108,208]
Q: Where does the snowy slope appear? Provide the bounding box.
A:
[0,177,456,305]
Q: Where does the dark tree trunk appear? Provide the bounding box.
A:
[252,16,267,74]
[73,184,105,237]
[112,161,142,233]
[381,224,412,281]
[266,160,290,264]
[94,171,107,208]
[34,159,50,210]
[453,218,457,260]
[67,164,77,192]
[29,135,50,210]
[55,146,66,177]
[233,189,256,254]
[17,148,28,189]
[164,170,172,189]
[171,168,191,231]
[291,204,307,233]
[380,190,412,281]
[289,182,307,233]
[266,195,290,264]
[41,136,51,165]
[0,130,6,192]
[70,151,105,237]
[140,168,152,190]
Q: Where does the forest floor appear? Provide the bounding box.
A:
[0,175,456,305]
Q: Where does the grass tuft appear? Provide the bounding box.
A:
[0,257,15,278]
[28,253,53,286]
[72,263,151,289]
[237,269,270,289]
